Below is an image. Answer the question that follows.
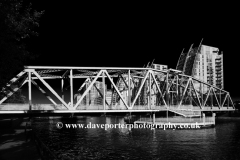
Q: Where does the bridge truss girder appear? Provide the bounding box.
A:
[0,66,235,112]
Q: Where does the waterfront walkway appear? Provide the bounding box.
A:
[0,118,41,160]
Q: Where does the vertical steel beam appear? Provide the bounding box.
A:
[128,70,131,107]
[201,82,203,108]
[211,88,213,108]
[189,79,192,106]
[102,71,106,110]
[70,69,73,108]
[28,71,32,110]
[149,72,151,109]
[166,71,169,106]
[61,78,64,101]
[61,70,69,103]
[176,74,178,105]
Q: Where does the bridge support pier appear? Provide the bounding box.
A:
[212,112,216,125]
[152,112,155,124]
[202,113,205,125]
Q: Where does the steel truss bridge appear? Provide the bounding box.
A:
[0,66,235,116]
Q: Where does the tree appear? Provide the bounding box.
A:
[0,0,44,102]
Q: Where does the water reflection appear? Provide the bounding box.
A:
[32,117,240,160]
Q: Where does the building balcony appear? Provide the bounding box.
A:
[216,76,222,78]
[215,60,222,63]
[215,64,222,67]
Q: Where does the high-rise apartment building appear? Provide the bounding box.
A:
[106,91,112,105]
[176,44,224,93]
[192,45,224,90]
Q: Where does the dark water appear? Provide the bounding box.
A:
[32,116,240,160]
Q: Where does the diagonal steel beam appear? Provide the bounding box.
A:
[78,78,90,92]
[61,70,70,91]
[212,88,220,109]
[161,75,167,93]
[128,70,131,107]
[28,71,32,110]
[1,71,26,92]
[203,86,212,108]
[0,77,28,104]
[178,78,190,108]
[89,77,110,106]
[150,71,167,107]
[163,75,176,97]
[221,93,228,107]
[62,70,70,78]
[131,71,150,108]
[228,94,235,109]
[130,75,136,88]
[111,74,120,106]
[104,70,129,109]
[33,70,71,110]
[6,71,26,87]
[31,79,57,106]
[73,70,103,109]
[190,80,202,109]
[119,74,129,89]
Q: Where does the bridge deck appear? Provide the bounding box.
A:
[0,104,235,114]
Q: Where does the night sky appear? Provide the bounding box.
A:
[23,2,240,100]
